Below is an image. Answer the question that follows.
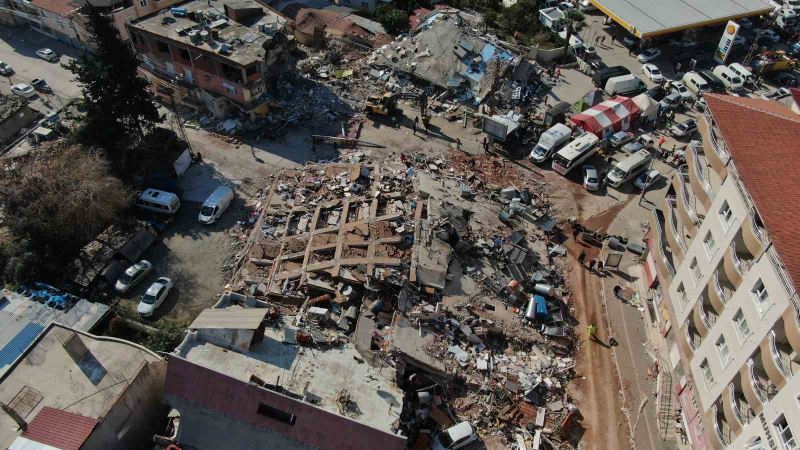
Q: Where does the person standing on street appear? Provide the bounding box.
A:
[587,323,597,340]
[578,250,587,266]
[588,259,597,272]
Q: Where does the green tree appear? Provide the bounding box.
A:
[562,9,586,57]
[375,4,409,35]
[64,7,161,173]
[145,320,187,353]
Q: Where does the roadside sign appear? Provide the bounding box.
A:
[714,21,740,65]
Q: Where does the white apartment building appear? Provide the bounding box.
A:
[647,93,800,450]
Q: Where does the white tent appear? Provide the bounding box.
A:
[632,93,658,125]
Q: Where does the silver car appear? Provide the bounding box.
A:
[115,260,153,293]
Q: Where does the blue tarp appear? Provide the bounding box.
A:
[534,295,548,320]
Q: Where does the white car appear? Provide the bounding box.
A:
[11,83,35,99]
[137,277,174,317]
[670,37,698,48]
[757,29,780,43]
[637,48,662,63]
[761,87,792,100]
[642,64,665,83]
[115,260,153,294]
[582,165,600,191]
[434,422,478,450]
[0,61,12,76]
[669,81,692,99]
[557,1,575,11]
[634,169,660,190]
[36,48,59,62]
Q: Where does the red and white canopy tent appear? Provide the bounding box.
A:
[570,96,640,139]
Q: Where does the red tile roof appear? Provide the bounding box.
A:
[705,94,800,291]
[30,0,80,17]
[22,407,98,450]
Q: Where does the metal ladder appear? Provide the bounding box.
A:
[655,362,674,441]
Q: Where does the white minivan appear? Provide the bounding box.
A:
[682,71,709,95]
[605,149,652,188]
[529,123,572,163]
[728,63,754,85]
[712,65,744,91]
[198,185,234,224]
[136,189,181,214]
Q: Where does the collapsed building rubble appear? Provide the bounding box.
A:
[223,157,583,449]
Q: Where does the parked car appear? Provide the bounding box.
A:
[670,37,697,48]
[557,1,575,11]
[645,85,667,101]
[637,48,662,63]
[670,118,698,138]
[732,35,747,47]
[694,95,708,112]
[757,29,781,43]
[115,260,153,293]
[623,35,638,47]
[10,83,35,99]
[622,134,656,153]
[771,72,798,87]
[582,165,600,191]
[609,131,635,147]
[659,92,684,111]
[137,277,174,317]
[668,81,692,99]
[433,422,478,450]
[634,169,661,190]
[642,63,665,83]
[36,48,59,62]
[30,78,51,93]
[740,17,754,28]
[761,86,792,100]
[0,61,13,76]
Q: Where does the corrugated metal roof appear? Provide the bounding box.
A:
[189,308,268,330]
[21,407,98,450]
[0,290,109,375]
[0,323,45,369]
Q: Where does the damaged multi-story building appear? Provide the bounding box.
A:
[127,0,291,120]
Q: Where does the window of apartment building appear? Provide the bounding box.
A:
[700,359,714,387]
[733,309,752,342]
[752,279,770,314]
[245,65,258,77]
[774,415,797,450]
[677,283,688,306]
[257,403,296,425]
[716,335,731,366]
[719,201,734,231]
[178,48,190,61]
[157,40,169,54]
[139,0,147,6]
[220,63,243,84]
[223,82,236,95]
[690,258,702,284]
[703,232,717,259]
[361,0,368,8]
[745,437,766,450]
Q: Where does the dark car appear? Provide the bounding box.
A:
[771,72,798,88]
[698,70,726,93]
[30,78,51,93]
[645,85,667,101]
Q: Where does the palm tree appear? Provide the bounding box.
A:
[562,9,586,57]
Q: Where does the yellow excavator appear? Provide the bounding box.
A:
[365,92,400,116]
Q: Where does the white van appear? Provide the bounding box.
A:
[530,123,572,163]
[136,189,181,214]
[728,63,754,85]
[604,74,646,96]
[712,65,744,91]
[682,71,709,95]
[551,132,600,175]
[605,149,652,188]
[198,186,234,224]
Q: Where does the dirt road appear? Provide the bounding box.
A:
[564,197,632,450]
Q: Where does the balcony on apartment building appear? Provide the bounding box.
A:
[759,324,800,390]
[740,352,779,413]
[649,208,676,282]
[723,376,756,433]
[722,238,756,289]
[685,140,723,210]
[663,194,689,264]
[672,165,706,239]
[685,315,703,354]
[698,109,731,181]
[707,268,735,314]
[693,290,720,337]
[710,401,735,448]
